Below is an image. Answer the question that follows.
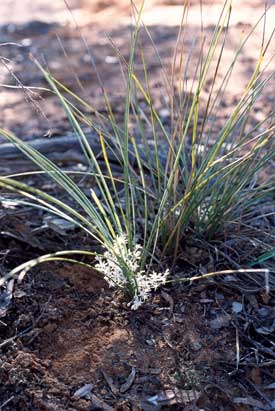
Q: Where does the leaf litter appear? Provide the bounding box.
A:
[0,0,275,409]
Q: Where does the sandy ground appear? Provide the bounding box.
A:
[0,0,274,141]
[0,2,274,411]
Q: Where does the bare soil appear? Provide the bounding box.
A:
[1,256,274,410]
[0,1,274,410]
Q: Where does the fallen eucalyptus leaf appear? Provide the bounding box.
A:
[43,215,76,235]
[120,367,136,393]
[0,279,14,317]
[73,383,93,398]
[146,388,199,406]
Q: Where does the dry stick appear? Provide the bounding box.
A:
[90,394,115,411]
[0,396,15,410]
[0,132,163,168]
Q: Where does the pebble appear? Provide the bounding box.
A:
[189,341,202,352]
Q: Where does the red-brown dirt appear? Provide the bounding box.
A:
[0,1,274,410]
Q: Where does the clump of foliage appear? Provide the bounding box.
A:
[0,0,274,308]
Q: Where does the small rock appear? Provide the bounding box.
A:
[210,314,229,330]
[105,56,118,64]
[189,341,202,352]
[159,108,170,118]
[232,302,243,314]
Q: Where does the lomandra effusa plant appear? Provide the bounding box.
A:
[0,1,274,308]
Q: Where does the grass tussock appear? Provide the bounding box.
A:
[0,0,274,307]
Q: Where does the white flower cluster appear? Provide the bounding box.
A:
[130,268,170,310]
[95,234,141,288]
[95,235,169,310]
